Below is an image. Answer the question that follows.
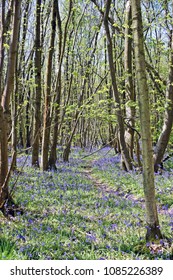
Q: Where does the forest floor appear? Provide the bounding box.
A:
[0,146,173,260]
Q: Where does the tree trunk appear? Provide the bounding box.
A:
[0,0,5,184]
[49,1,63,169]
[17,0,30,151]
[103,0,133,171]
[0,0,21,211]
[41,0,56,171]
[0,0,5,98]
[11,69,18,170]
[154,32,173,172]
[32,0,42,167]
[124,0,135,160]
[131,0,162,241]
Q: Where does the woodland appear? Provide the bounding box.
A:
[0,0,173,260]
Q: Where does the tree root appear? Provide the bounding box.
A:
[0,196,24,218]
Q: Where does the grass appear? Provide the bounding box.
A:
[0,146,173,259]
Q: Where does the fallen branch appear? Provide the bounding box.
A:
[81,137,118,159]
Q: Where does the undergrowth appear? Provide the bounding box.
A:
[0,147,173,259]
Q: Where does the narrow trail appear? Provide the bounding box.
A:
[81,162,145,207]
[81,162,173,217]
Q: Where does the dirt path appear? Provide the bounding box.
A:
[81,164,145,207]
[81,163,173,217]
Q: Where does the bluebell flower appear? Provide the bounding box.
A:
[17,234,26,242]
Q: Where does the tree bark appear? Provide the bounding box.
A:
[154,32,173,172]
[32,0,42,167]
[49,0,72,169]
[124,0,135,160]
[41,0,56,171]
[0,0,5,98]
[0,0,21,209]
[0,0,5,185]
[131,0,162,240]
[104,0,133,171]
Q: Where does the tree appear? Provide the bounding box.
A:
[154,31,173,172]
[49,0,73,168]
[32,0,42,167]
[103,0,133,171]
[0,0,5,187]
[0,0,21,214]
[41,0,57,171]
[124,0,136,160]
[0,0,5,98]
[131,0,162,240]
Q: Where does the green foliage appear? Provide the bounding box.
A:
[3,43,10,50]
[0,237,17,260]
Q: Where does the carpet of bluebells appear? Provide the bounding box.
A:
[0,147,173,260]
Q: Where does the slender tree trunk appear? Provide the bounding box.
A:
[41,0,56,171]
[0,0,21,209]
[0,0,5,98]
[11,66,18,170]
[124,0,135,160]
[17,0,30,150]
[0,0,5,185]
[131,0,162,240]
[32,0,42,167]
[104,0,133,171]
[49,0,73,169]
[26,88,31,151]
[49,1,63,169]
[154,31,173,172]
